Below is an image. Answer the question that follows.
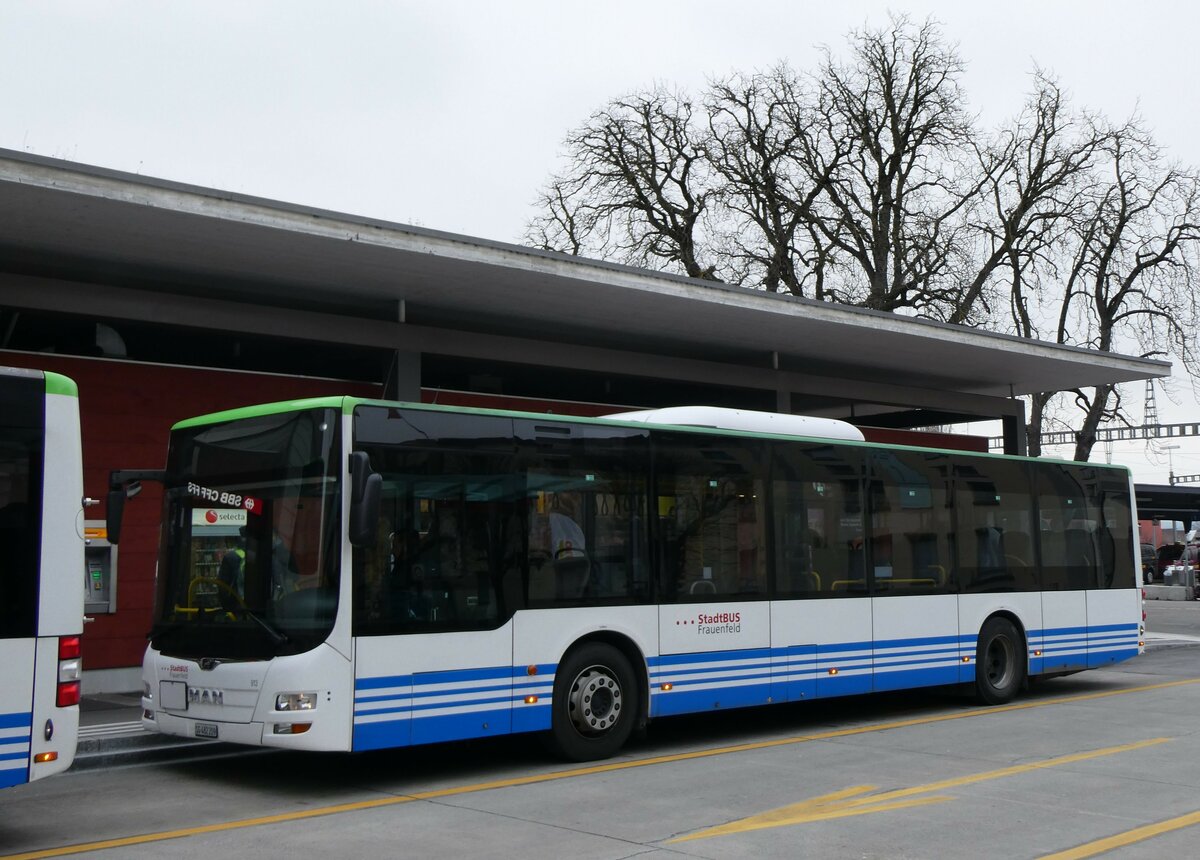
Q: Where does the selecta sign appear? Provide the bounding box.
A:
[190,508,247,527]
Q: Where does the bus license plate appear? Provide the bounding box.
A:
[195,723,218,739]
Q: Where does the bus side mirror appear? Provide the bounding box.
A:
[107,470,162,545]
[106,489,126,544]
[349,451,382,549]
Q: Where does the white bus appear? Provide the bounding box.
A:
[119,399,1143,762]
[0,367,84,788]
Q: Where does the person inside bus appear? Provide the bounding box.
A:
[552,505,586,560]
[385,526,419,622]
[270,528,300,599]
[217,532,246,606]
[529,492,586,558]
[530,492,589,599]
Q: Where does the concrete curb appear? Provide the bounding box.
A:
[1144,584,1196,601]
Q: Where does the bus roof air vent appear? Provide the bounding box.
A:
[603,406,865,442]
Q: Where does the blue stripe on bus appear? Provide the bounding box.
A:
[649,648,774,667]
[354,704,411,719]
[0,750,31,763]
[0,713,31,730]
[0,768,29,789]
[408,694,514,714]
[648,661,774,680]
[354,664,515,691]
[358,682,517,705]
[652,680,774,716]
[872,665,961,691]
[1033,623,1139,638]
[651,670,776,690]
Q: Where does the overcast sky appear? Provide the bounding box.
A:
[4,1,1198,489]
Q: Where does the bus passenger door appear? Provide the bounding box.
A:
[350,407,523,751]
[770,443,873,699]
[1036,469,1092,674]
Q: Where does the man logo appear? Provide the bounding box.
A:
[188,688,223,706]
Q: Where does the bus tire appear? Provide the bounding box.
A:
[975,617,1025,705]
[548,642,638,762]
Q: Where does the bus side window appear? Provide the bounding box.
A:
[654,432,767,602]
[772,444,865,598]
[869,450,954,595]
[958,459,1036,593]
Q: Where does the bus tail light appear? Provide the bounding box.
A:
[56,636,82,707]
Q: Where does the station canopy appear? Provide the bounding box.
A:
[0,148,1170,445]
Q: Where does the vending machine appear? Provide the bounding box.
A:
[190,507,247,575]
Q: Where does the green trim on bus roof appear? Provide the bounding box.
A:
[171,396,346,430]
[170,393,1132,474]
[44,371,78,397]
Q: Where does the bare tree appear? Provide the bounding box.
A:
[705,66,839,296]
[802,15,982,315]
[1023,121,1200,459]
[527,86,720,280]
[952,73,1107,327]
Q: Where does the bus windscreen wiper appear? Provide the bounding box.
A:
[240,608,290,646]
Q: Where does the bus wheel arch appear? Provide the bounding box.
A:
[974,612,1027,705]
[546,633,646,761]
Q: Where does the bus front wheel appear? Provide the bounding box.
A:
[975,617,1025,705]
[548,643,638,761]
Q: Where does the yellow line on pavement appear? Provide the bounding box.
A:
[1041,809,1200,859]
[669,738,1171,842]
[4,678,1198,860]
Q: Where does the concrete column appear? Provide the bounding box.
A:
[383,350,421,401]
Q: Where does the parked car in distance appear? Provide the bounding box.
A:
[1164,544,1200,588]
[1154,543,1186,584]
[1141,542,1157,582]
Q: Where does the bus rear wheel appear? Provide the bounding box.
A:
[548,643,638,761]
[975,617,1025,705]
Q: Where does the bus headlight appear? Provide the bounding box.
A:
[275,692,318,711]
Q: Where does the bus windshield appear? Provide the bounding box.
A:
[151,407,341,660]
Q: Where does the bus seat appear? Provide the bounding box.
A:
[1004,532,1032,567]
[689,579,716,594]
[554,556,590,600]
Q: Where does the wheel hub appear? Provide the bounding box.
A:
[568,666,622,734]
[986,636,1015,687]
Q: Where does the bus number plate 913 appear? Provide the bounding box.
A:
[195,723,218,739]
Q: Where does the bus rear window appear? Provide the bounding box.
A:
[0,374,43,639]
